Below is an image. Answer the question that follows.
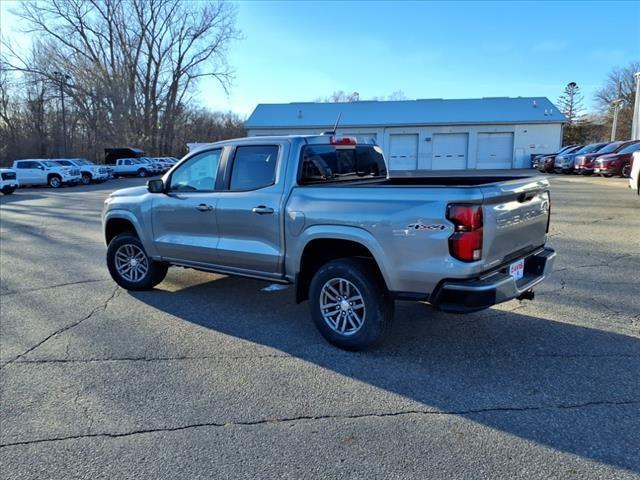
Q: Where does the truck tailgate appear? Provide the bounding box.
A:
[480,177,550,269]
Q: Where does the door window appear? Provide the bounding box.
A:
[229,145,279,191]
[169,149,221,192]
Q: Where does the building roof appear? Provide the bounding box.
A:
[246,97,566,129]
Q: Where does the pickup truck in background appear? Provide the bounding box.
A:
[0,168,19,194]
[102,134,556,350]
[54,158,110,185]
[12,159,82,188]
[110,158,158,178]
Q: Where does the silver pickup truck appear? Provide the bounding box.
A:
[103,134,555,350]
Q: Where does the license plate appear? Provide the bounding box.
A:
[509,259,525,281]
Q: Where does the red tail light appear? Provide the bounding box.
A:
[329,136,357,145]
[446,204,483,262]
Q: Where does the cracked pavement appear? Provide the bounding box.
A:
[1,176,639,479]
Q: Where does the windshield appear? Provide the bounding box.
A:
[619,142,640,154]
[576,143,604,154]
[299,145,387,184]
[42,161,62,167]
[55,160,73,166]
[596,142,622,154]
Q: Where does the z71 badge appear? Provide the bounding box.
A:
[407,223,446,231]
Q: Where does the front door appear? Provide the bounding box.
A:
[216,144,285,275]
[151,148,223,265]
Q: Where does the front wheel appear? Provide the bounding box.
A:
[137,169,148,178]
[106,233,168,290]
[81,173,92,185]
[309,258,393,350]
[621,165,631,178]
[48,175,62,188]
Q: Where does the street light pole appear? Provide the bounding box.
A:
[610,99,624,142]
[632,72,640,141]
[53,71,70,156]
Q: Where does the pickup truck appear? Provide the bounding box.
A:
[54,158,110,185]
[103,134,556,350]
[0,168,19,194]
[110,158,157,178]
[12,159,82,188]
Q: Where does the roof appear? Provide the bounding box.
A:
[245,97,566,129]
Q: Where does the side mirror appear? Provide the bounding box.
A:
[147,179,165,193]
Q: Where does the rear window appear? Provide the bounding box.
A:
[299,145,387,184]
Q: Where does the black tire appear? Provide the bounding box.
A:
[1,186,16,195]
[308,258,393,350]
[106,233,168,291]
[81,173,92,185]
[621,165,631,178]
[137,168,148,178]
[48,175,62,188]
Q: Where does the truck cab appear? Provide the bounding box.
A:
[12,159,81,188]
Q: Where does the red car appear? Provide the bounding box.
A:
[574,140,638,175]
[594,141,640,177]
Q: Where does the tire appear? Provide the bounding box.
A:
[81,173,92,185]
[621,165,631,178]
[1,186,16,195]
[106,233,168,291]
[48,175,62,188]
[137,169,148,178]
[308,258,393,351]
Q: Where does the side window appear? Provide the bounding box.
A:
[15,162,27,169]
[169,149,221,192]
[229,145,279,191]
[124,160,131,165]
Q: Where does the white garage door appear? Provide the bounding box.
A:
[432,133,468,170]
[476,133,514,169]
[388,134,418,170]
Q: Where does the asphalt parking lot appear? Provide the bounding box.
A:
[1,174,639,479]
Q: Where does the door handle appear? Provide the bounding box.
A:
[252,206,274,215]
[196,203,213,212]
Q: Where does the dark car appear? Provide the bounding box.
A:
[532,144,579,169]
[554,143,608,173]
[594,141,640,177]
[537,145,582,173]
[574,140,639,175]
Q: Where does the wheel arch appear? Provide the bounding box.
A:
[292,226,391,303]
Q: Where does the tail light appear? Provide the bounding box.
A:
[446,204,483,262]
[329,136,357,146]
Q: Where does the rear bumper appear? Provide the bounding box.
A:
[430,247,556,313]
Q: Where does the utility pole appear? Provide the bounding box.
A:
[53,71,71,156]
[610,81,623,142]
[632,72,640,140]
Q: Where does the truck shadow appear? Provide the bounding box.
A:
[131,274,640,473]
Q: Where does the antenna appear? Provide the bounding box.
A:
[331,112,341,134]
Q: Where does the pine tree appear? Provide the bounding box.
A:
[557,82,585,126]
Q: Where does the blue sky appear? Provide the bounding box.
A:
[2,1,639,116]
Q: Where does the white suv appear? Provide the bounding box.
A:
[12,159,82,188]
[0,168,19,194]
[54,158,110,185]
[629,151,640,196]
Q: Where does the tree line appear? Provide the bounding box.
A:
[0,0,244,166]
[557,61,639,145]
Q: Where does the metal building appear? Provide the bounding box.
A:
[245,97,566,171]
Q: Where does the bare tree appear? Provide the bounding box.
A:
[594,61,640,140]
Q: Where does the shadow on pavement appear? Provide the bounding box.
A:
[131,274,640,473]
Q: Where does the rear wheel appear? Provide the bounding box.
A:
[309,258,393,350]
[48,175,62,188]
[81,173,92,185]
[137,169,148,178]
[106,233,168,290]
[1,186,16,195]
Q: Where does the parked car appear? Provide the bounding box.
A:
[554,143,608,173]
[54,158,110,185]
[136,157,163,175]
[12,159,82,188]
[0,168,19,194]
[537,145,583,173]
[102,134,556,350]
[110,158,155,178]
[629,152,640,195]
[532,145,579,169]
[574,140,639,175]
[594,141,640,177]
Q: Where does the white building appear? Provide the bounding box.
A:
[245,97,566,171]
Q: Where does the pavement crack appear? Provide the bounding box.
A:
[2,400,638,449]
[2,278,108,296]
[0,286,120,369]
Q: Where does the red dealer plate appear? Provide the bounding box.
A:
[509,259,525,281]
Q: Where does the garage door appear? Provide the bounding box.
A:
[388,134,418,170]
[432,133,468,170]
[476,133,514,169]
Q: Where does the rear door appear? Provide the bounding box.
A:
[151,148,224,264]
[481,178,550,269]
[215,143,286,276]
[15,161,42,184]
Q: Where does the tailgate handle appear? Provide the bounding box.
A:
[518,192,536,203]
